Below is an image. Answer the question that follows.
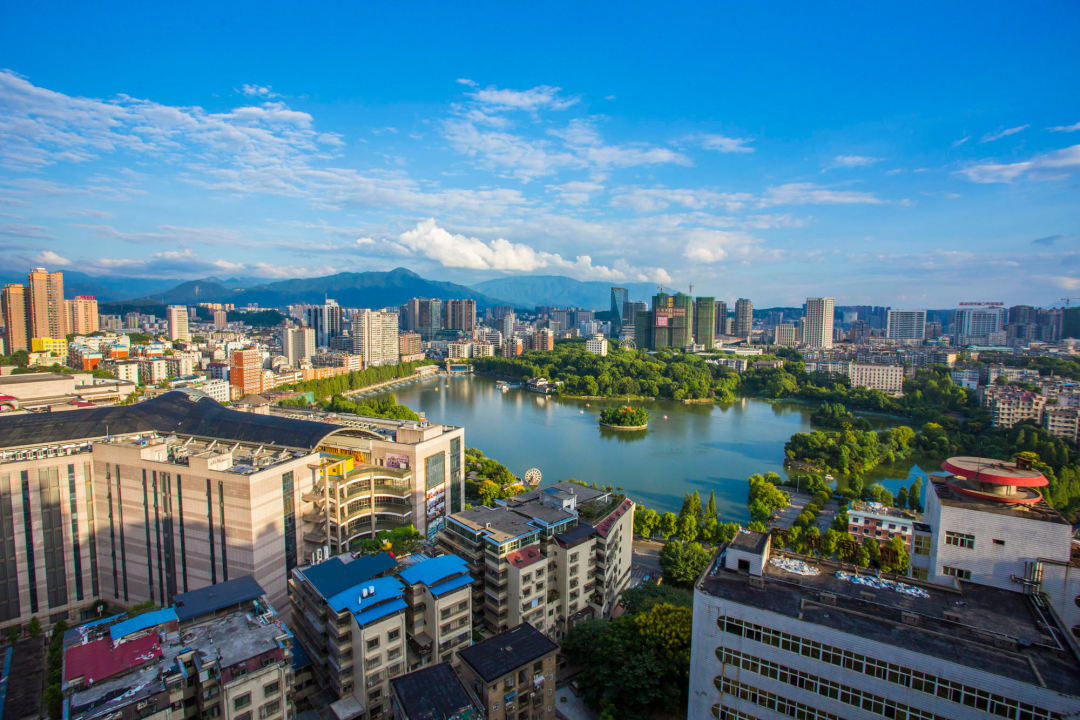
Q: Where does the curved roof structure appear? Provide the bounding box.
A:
[0,390,345,451]
[940,456,1048,487]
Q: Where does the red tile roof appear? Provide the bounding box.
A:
[506,544,544,569]
[64,634,162,686]
[595,498,634,538]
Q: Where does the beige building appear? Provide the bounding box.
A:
[458,623,558,720]
[773,323,796,346]
[1044,406,1080,442]
[584,334,608,356]
[213,309,228,329]
[1,283,28,353]
[65,296,99,336]
[168,305,190,342]
[28,267,66,341]
[351,310,400,367]
[803,297,834,349]
[848,362,904,396]
[979,385,1047,428]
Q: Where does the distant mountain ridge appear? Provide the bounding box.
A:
[470,275,659,310]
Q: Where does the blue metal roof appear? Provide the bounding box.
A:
[298,553,397,600]
[428,574,474,597]
[172,575,265,621]
[109,608,179,641]
[398,554,469,588]
[353,598,407,628]
[327,576,405,614]
[291,641,313,670]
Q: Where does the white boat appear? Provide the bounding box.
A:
[663,415,668,419]
[825,474,834,481]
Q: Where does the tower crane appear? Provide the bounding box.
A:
[1062,298,1080,308]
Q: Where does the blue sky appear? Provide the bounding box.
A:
[1,2,1078,306]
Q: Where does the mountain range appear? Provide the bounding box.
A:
[470,275,659,310]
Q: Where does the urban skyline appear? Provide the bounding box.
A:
[0,5,1078,306]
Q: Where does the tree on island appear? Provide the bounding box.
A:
[598,405,650,427]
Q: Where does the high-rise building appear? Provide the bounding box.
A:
[166,305,190,342]
[694,296,716,349]
[443,299,477,332]
[304,299,343,347]
[887,309,927,341]
[229,347,264,396]
[774,323,797,346]
[212,309,228,329]
[406,297,443,340]
[399,332,422,357]
[803,297,835,348]
[352,309,400,367]
[65,296,99,335]
[27,267,66,340]
[714,300,728,336]
[1,283,28,352]
[733,298,753,339]
[610,287,629,332]
[637,292,693,349]
[956,305,1007,339]
[498,312,516,339]
[282,326,316,368]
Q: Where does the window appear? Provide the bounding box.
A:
[258,700,280,720]
[236,713,252,720]
[387,628,400,641]
[367,637,380,651]
[912,534,931,556]
[263,681,279,697]
[569,565,579,577]
[993,539,1005,546]
[945,531,975,549]
[368,688,382,702]
[910,567,928,580]
[234,693,252,710]
[569,552,578,562]
[533,661,543,673]
[942,565,971,580]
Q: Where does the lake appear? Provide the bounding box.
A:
[365,374,929,523]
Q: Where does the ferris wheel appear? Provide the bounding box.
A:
[524,468,542,486]
[617,338,636,351]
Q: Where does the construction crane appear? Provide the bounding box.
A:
[689,284,695,297]
[1062,297,1080,308]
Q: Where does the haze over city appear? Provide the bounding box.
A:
[2,3,1079,306]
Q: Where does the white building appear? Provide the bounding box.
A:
[282,326,316,369]
[849,362,904,395]
[773,323,796,347]
[886,309,927,341]
[199,378,230,403]
[351,309,400,367]
[585,333,609,356]
[167,305,189,342]
[138,357,168,385]
[956,305,1007,339]
[498,312,516,338]
[803,297,834,348]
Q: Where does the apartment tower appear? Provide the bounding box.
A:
[733,298,753,339]
[1,284,28,352]
[65,297,99,336]
[886,309,927,341]
[28,267,66,340]
[167,305,190,342]
[352,309,401,367]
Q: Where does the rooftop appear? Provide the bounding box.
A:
[172,574,266,622]
[699,547,1080,696]
[390,663,481,720]
[452,505,542,544]
[506,545,544,569]
[931,478,1069,525]
[296,553,398,600]
[554,522,596,548]
[728,529,769,554]
[849,501,921,521]
[506,501,576,526]
[109,608,178,642]
[507,481,610,506]
[398,554,469,587]
[0,390,346,451]
[458,623,558,684]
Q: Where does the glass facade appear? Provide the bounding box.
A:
[282,471,297,573]
[0,474,20,623]
[449,438,461,514]
[425,452,445,490]
[67,465,83,602]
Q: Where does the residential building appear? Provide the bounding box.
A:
[214,309,228,329]
[353,309,401,367]
[230,347,264,396]
[407,298,443,341]
[848,362,904,395]
[497,312,515,340]
[457,623,558,720]
[687,517,1080,720]
[306,299,344,347]
[64,575,293,720]
[65,296,99,336]
[1044,406,1080,443]
[282,326,316,368]
[694,296,716,349]
[978,385,1047,427]
[390,663,483,720]
[773,323,796,347]
[584,334,608,356]
[398,554,474,670]
[502,337,523,358]
[887,308,927,341]
[437,482,634,640]
[956,305,1007,341]
[31,336,67,357]
[28,267,66,340]
[803,297,834,348]
[847,500,921,551]
[733,298,753,339]
[610,287,629,333]
[200,378,230,403]
[102,359,141,384]
[1,283,28,352]
[443,299,477,332]
[635,292,693,350]
[167,305,190,342]
[138,357,169,385]
[399,332,422,357]
[986,364,1042,384]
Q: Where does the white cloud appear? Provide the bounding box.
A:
[35,249,70,266]
[683,228,781,264]
[548,181,605,206]
[65,208,114,219]
[552,119,691,170]
[700,134,754,153]
[73,223,241,245]
[979,125,1029,143]
[825,155,884,171]
[239,84,281,98]
[950,136,970,148]
[757,183,886,207]
[1048,122,1080,132]
[468,84,577,111]
[955,144,1080,183]
[611,187,754,213]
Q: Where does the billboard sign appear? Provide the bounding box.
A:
[426,483,446,524]
[655,316,668,327]
[386,453,410,469]
[958,302,1004,306]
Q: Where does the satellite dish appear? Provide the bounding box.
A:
[524,468,542,487]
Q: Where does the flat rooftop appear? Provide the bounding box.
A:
[700,548,1080,696]
[451,505,541,544]
[507,481,610,506]
[458,623,558,684]
[931,478,1069,525]
[172,574,266,622]
[850,501,921,521]
[390,663,480,720]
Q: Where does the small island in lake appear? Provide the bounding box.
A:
[598,405,650,430]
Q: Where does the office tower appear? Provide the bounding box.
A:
[622,300,646,329]
[166,305,190,342]
[803,297,835,348]
[406,297,443,340]
[282,326,316,368]
[886,309,927,341]
[694,296,716,349]
[212,309,227,329]
[498,312,516,339]
[774,323,797,346]
[229,347,264,395]
[351,309,400,367]
[65,296,99,335]
[714,301,728,336]
[1,283,28,352]
[733,298,753,338]
[304,299,343,347]
[443,299,477,332]
[27,267,66,340]
[610,287,629,332]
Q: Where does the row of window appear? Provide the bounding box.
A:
[718,616,1059,720]
[945,531,975,549]
[717,647,946,720]
[715,677,841,720]
[942,566,972,580]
